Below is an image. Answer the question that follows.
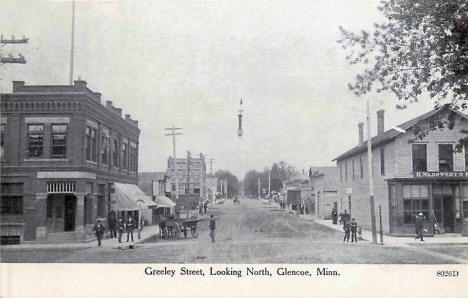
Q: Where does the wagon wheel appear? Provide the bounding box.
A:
[191,226,199,238]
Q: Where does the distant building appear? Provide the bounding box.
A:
[334,106,468,236]
[165,154,206,209]
[138,172,175,224]
[309,167,339,219]
[284,171,313,213]
[0,80,153,244]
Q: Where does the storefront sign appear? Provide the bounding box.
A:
[413,171,467,178]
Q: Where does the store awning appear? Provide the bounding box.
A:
[110,183,156,211]
[154,196,176,208]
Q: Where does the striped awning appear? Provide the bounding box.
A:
[154,196,176,208]
[110,183,156,211]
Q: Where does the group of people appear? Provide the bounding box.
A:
[93,214,144,246]
[199,201,209,215]
[337,210,358,243]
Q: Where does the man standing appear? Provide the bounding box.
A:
[117,218,124,243]
[204,201,208,214]
[341,210,350,227]
[415,213,425,241]
[126,217,135,242]
[109,212,116,238]
[93,219,106,247]
[350,218,358,243]
[209,215,216,243]
[343,221,350,242]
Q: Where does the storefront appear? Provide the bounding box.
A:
[387,174,468,236]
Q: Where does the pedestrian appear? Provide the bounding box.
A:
[93,219,106,246]
[415,212,425,242]
[331,210,338,225]
[204,201,208,214]
[109,212,116,238]
[343,221,350,242]
[341,209,350,227]
[199,204,203,215]
[126,217,135,242]
[117,218,124,243]
[137,216,144,240]
[338,211,343,224]
[350,218,358,242]
[209,214,216,243]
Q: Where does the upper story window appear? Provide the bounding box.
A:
[27,124,44,158]
[129,144,137,172]
[359,154,364,179]
[412,144,427,172]
[345,161,348,182]
[122,142,128,170]
[352,159,355,181]
[380,148,385,176]
[101,133,109,165]
[438,144,453,172]
[340,163,343,182]
[113,139,119,168]
[51,124,67,158]
[85,126,97,162]
[1,124,4,160]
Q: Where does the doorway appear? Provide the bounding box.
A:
[442,196,455,233]
[64,195,76,231]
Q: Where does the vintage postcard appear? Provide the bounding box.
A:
[0,0,467,297]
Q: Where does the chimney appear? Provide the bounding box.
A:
[358,122,364,145]
[73,80,87,90]
[377,109,385,136]
[106,100,113,109]
[125,114,131,120]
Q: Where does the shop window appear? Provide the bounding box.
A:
[1,183,24,214]
[27,124,44,158]
[463,201,468,220]
[438,144,454,172]
[1,123,4,159]
[51,124,67,158]
[402,184,429,224]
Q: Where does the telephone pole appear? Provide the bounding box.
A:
[367,100,378,244]
[165,126,183,201]
[0,35,28,65]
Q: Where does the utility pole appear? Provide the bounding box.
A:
[257,177,261,200]
[69,0,76,84]
[0,35,28,65]
[268,169,271,198]
[186,151,191,195]
[367,99,378,244]
[165,127,183,202]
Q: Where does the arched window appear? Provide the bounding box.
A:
[113,139,119,168]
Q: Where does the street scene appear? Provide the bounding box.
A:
[0,0,468,268]
[2,199,466,263]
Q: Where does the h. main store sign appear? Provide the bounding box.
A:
[413,171,467,178]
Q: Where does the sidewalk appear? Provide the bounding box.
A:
[0,225,160,251]
[303,214,468,246]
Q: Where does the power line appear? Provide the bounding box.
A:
[164,126,183,201]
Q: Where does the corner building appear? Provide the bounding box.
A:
[1,81,140,243]
[334,106,468,236]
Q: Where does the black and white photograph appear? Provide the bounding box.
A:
[0,0,467,297]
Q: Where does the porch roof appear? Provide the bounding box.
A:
[111,183,156,211]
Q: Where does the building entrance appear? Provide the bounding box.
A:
[47,194,76,232]
[442,196,455,233]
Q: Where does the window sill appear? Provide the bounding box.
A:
[24,158,69,162]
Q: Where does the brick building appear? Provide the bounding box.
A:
[165,154,206,209]
[334,106,468,236]
[0,80,145,243]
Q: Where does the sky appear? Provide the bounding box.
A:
[0,0,436,179]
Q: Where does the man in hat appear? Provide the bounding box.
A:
[350,218,358,243]
[415,213,425,241]
[209,215,216,243]
[93,219,106,246]
[117,218,124,243]
[126,217,135,242]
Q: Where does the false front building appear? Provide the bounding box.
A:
[0,80,152,244]
[334,106,468,236]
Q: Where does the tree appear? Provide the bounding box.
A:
[215,170,241,198]
[242,161,297,197]
[338,0,468,109]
